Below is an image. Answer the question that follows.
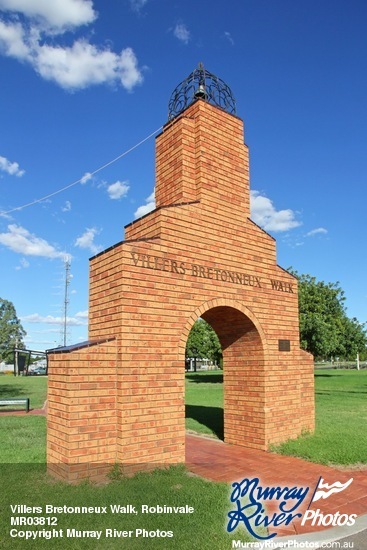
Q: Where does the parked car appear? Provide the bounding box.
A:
[29,366,47,376]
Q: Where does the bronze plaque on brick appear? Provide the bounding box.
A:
[279,339,291,352]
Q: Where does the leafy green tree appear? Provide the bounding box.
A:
[339,316,367,360]
[0,298,26,363]
[290,270,367,360]
[186,318,222,369]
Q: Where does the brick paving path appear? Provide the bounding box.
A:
[185,433,367,537]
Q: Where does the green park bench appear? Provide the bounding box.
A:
[0,398,30,412]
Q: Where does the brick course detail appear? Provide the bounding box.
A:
[47,99,314,483]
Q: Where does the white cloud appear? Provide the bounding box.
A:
[15,258,30,270]
[74,227,102,255]
[173,23,190,44]
[129,0,148,13]
[62,200,71,212]
[306,227,328,237]
[0,155,25,176]
[117,47,144,90]
[224,31,234,45]
[250,190,301,232]
[21,313,87,326]
[34,42,143,91]
[107,180,129,200]
[0,4,144,91]
[0,20,30,59]
[75,310,88,320]
[134,189,155,219]
[0,224,68,258]
[0,0,96,30]
[80,171,92,184]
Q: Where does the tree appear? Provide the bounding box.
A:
[0,298,26,363]
[186,318,222,369]
[339,316,367,360]
[290,270,367,360]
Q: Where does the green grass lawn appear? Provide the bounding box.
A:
[0,464,247,549]
[272,369,367,465]
[185,371,224,439]
[0,374,47,409]
[0,415,46,462]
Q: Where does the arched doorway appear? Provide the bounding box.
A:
[182,300,266,449]
[185,318,224,439]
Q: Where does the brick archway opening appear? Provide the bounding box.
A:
[185,305,266,450]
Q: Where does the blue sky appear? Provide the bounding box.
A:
[0,0,366,352]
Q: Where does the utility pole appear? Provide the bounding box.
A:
[14,337,19,376]
[62,259,71,347]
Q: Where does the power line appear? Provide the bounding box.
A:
[1,125,163,216]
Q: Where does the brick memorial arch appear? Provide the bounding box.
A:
[47,65,314,483]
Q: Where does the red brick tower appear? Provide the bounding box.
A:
[47,65,314,483]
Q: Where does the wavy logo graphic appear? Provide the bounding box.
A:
[310,477,353,503]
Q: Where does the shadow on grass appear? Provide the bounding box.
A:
[186,374,223,384]
[0,385,28,398]
[186,404,224,440]
[314,373,341,378]
[316,389,367,396]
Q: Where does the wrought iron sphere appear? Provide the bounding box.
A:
[168,62,236,120]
